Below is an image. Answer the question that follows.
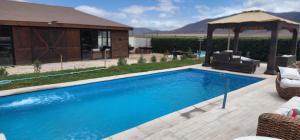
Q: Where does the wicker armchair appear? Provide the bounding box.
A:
[257,113,300,140]
[276,74,300,100]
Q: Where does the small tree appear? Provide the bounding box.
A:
[138,55,147,64]
[33,60,42,73]
[0,67,8,77]
[151,55,157,63]
[117,57,127,66]
[160,55,167,62]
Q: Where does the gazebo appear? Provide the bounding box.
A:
[203,10,300,75]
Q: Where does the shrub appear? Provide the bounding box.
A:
[173,56,178,61]
[0,67,8,77]
[33,60,42,73]
[160,55,167,62]
[181,54,187,60]
[138,56,147,64]
[151,37,300,61]
[117,57,127,66]
[151,55,157,63]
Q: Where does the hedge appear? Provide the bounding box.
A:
[151,37,300,61]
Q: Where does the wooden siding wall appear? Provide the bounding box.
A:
[12,27,81,64]
[111,30,129,58]
[13,27,32,64]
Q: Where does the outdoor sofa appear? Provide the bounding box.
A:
[211,50,259,74]
[276,55,297,67]
[257,97,300,140]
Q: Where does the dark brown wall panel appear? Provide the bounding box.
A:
[30,27,81,63]
[111,30,129,58]
[12,26,32,65]
[66,29,81,61]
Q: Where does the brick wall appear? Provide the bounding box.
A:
[111,30,129,58]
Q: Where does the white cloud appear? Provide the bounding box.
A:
[244,0,300,13]
[195,0,300,20]
[75,0,182,30]
[129,18,187,30]
[75,5,127,19]
[121,5,155,15]
[121,0,179,16]
[10,0,29,2]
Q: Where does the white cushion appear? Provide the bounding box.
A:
[241,56,252,61]
[274,97,300,115]
[280,78,300,88]
[282,55,294,57]
[274,107,290,115]
[232,55,241,59]
[224,50,233,53]
[234,136,280,140]
[214,51,220,54]
[279,67,300,80]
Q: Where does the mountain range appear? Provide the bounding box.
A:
[132,12,300,35]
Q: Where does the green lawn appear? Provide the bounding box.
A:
[0,59,201,91]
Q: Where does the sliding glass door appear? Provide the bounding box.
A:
[80,30,111,60]
[0,26,14,66]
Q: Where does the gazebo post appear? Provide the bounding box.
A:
[290,28,299,55]
[233,27,240,53]
[265,23,280,75]
[203,25,214,66]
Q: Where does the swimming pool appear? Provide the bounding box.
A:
[0,69,263,140]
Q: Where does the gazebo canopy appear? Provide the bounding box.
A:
[209,10,299,25]
[203,10,300,75]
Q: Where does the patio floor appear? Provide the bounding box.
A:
[105,65,284,140]
[6,54,164,75]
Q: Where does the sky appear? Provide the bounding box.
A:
[13,0,300,30]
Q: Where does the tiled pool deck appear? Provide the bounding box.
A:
[0,63,283,140]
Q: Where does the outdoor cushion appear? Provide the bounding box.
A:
[232,55,241,59]
[287,108,300,118]
[278,67,300,80]
[234,136,280,140]
[280,78,300,88]
[274,97,300,115]
[241,57,252,61]
[282,55,294,57]
[223,50,233,53]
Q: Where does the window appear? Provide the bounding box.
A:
[98,31,111,48]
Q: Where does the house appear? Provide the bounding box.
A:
[0,0,132,65]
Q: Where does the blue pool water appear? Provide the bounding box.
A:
[0,69,263,140]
